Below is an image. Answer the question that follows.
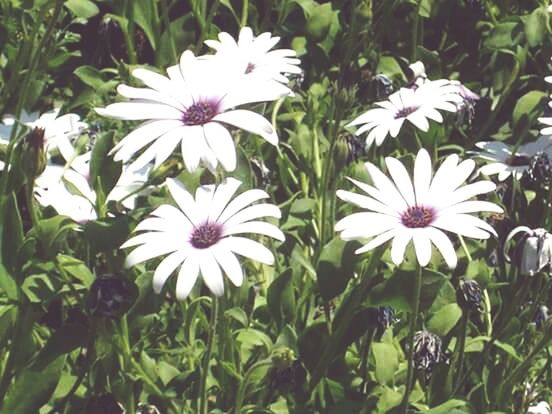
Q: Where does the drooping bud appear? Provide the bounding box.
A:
[523,152,552,192]
[374,74,394,98]
[334,132,365,170]
[452,81,480,126]
[86,273,138,319]
[268,348,307,391]
[457,279,483,313]
[505,227,552,276]
[533,305,549,330]
[251,157,271,189]
[407,61,427,88]
[21,127,47,179]
[412,330,448,380]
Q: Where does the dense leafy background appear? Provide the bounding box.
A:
[0,0,550,413]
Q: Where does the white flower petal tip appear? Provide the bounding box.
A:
[122,180,283,300]
[335,150,502,268]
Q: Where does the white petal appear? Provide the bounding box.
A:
[355,229,396,254]
[165,178,202,225]
[335,211,398,232]
[221,236,274,265]
[117,84,185,110]
[175,255,200,300]
[96,102,182,121]
[432,215,493,239]
[365,162,408,210]
[391,230,412,266]
[152,204,194,228]
[407,110,430,131]
[412,229,432,266]
[336,190,399,217]
[385,157,416,206]
[479,163,508,177]
[218,189,269,224]
[203,122,237,171]
[426,227,457,269]
[443,181,496,207]
[152,127,185,168]
[223,203,281,227]
[347,177,407,213]
[439,200,503,215]
[414,149,432,205]
[125,242,179,267]
[208,178,242,222]
[224,221,285,241]
[199,250,225,296]
[212,246,243,287]
[180,125,203,172]
[153,249,189,293]
[213,110,278,145]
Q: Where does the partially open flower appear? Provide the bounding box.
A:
[504,227,552,276]
[457,279,483,313]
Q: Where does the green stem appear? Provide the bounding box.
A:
[199,296,219,414]
[160,0,177,64]
[400,265,423,414]
[240,0,249,27]
[411,0,423,61]
[484,0,498,25]
[123,0,138,64]
[452,311,469,394]
[234,360,272,413]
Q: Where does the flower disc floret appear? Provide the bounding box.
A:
[190,222,223,249]
[401,206,435,228]
[182,101,219,126]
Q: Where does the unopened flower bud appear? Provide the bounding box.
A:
[335,132,365,170]
[148,158,182,185]
[374,74,394,98]
[86,273,138,318]
[524,152,552,192]
[505,227,552,276]
[457,279,483,313]
[407,61,427,87]
[137,403,161,414]
[268,348,307,390]
[412,330,448,380]
[21,127,47,179]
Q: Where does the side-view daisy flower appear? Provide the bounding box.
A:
[335,149,503,268]
[0,109,87,160]
[96,50,289,173]
[121,177,285,299]
[348,80,462,148]
[204,26,301,86]
[475,136,552,181]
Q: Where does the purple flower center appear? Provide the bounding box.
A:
[182,101,218,126]
[245,62,256,74]
[394,106,418,119]
[507,154,531,167]
[190,222,223,249]
[401,205,435,228]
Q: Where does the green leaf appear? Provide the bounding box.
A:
[267,269,296,328]
[2,192,23,273]
[427,303,462,336]
[483,22,522,50]
[57,254,94,288]
[83,216,130,254]
[512,90,547,127]
[64,0,100,19]
[524,8,549,48]
[133,0,158,49]
[90,131,122,201]
[371,342,399,385]
[425,399,470,414]
[158,361,180,386]
[305,3,333,42]
[3,355,65,414]
[73,65,106,90]
[376,56,406,82]
[33,323,88,369]
[317,237,358,300]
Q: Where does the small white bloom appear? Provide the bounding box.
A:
[121,177,285,299]
[348,80,462,148]
[204,26,301,87]
[0,109,87,160]
[528,401,552,414]
[475,136,552,181]
[96,51,289,173]
[504,226,552,276]
[335,149,503,268]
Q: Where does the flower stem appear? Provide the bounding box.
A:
[400,265,423,414]
[411,0,423,61]
[452,311,469,394]
[160,0,177,64]
[240,0,249,27]
[199,295,219,414]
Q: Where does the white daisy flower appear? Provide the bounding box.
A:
[335,149,503,268]
[475,136,552,181]
[0,108,87,160]
[348,80,462,148]
[204,26,301,86]
[121,177,285,299]
[96,51,289,173]
[35,150,152,223]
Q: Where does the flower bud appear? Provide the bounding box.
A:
[524,152,552,192]
[21,127,47,179]
[457,279,483,313]
[86,273,138,319]
[334,132,365,170]
[533,305,549,330]
[148,158,182,185]
[268,348,307,391]
[137,403,161,414]
[505,227,552,276]
[407,61,427,88]
[412,330,448,380]
[374,74,394,98]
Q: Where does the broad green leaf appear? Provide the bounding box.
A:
[267,269,295,328]
[33,323,88,368]
[83,216,130,254]
[305,3,333,42]
[524,8,550,48]
[90,131,122,200]
[158,361,180,386]
[57,254,94,288]
[512,90,547,126]
[483,22,522,50]
[426,399,470,414]
[427,303,462,336]
[2,355,65,414]
[371,342,398,385]
[316,237,358,300]
[377,56,406,81]
[64,0,100,19]
[133,0,159,49]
